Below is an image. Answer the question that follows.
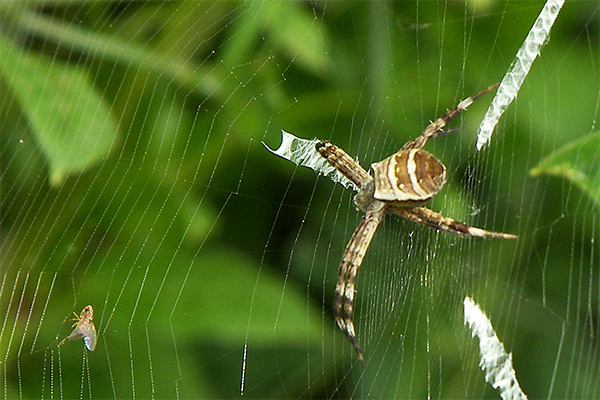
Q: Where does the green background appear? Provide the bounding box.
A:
[1,1,598,398]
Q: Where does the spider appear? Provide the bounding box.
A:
[316,83,517,366]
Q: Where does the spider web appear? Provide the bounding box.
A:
[0,1,599,399]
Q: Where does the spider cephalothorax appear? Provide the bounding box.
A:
[316,84,517,366]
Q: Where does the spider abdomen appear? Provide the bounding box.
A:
[371,149,446,205]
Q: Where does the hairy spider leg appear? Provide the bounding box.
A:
[316,141,372,189]
[392,206,517,240]
[401,83,499,151]
[333,207,386,367]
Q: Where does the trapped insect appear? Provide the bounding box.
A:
[59,305,97,351]
[316,84,517,366]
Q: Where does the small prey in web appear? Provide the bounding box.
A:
[59,305,97,352]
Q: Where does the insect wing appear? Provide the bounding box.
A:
[81,321,97,351]
[62,324,84,343]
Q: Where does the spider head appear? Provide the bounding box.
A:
[353,178,383,213]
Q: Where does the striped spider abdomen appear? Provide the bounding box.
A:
[372,149,446,206]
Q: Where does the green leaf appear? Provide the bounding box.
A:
[222,1,330,76]
[167,250,329,347]
[0,35,118,186]
[530,132,600,210]
[265,1,331,75]
[169,250,336,397]
[8,8,223,99]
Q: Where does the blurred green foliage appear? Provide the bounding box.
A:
[0,1,598,398]
[531,131,600,210]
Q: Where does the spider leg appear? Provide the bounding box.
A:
[391,206,517,239]
[316,141,372,190]
[334,207,386,366]
[402,83,499,150]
